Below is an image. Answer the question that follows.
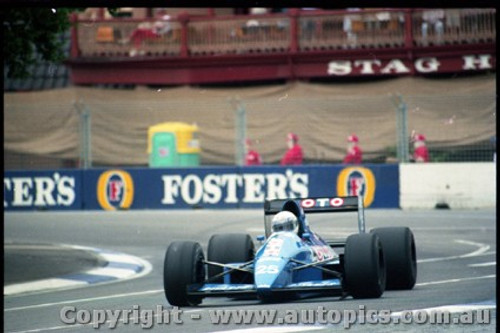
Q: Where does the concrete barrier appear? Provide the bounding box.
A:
[400,162,496,209]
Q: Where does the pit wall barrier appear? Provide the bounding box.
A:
[4,165,398,211]
[400,162,496,209]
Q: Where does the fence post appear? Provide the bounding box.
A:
[230,98,247,166]
[288,8,300,53]
[393,94,409,163]
[178,11,190,57]
[70,13,80,58]
[74,101,92,169]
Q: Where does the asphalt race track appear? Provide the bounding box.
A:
[4,208,496,332]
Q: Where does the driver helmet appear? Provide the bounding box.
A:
[271,211,298,233]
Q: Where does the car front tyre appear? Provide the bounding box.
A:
[164,241,205,306]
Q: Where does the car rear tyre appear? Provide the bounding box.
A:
[164,241,205,306]
[371,227,417,290]
[344,233,386,298]
[207,233,254,283]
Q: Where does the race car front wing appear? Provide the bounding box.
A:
[187,278,343,297]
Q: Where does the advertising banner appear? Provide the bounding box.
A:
[4,170,83,211]
[83,165,399,210]
[4,165,399,210]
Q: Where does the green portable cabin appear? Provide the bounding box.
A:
[147,122,200,167]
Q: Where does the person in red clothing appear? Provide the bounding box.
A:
[343,134,362,164]
[412,133,430,162]
[245,139,262,166]
[280,133,303,165]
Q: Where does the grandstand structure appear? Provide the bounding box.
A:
[67,8,495,85]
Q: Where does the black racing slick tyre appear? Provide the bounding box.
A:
[344,233,386,299]
[371,227,417,290]
[207,233,254,284]
[163,241,205,306]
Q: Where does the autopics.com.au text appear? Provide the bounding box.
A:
[60,305,492,329]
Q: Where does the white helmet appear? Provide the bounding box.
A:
[271,211,298,233]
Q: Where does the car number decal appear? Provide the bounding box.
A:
[263,238,283,256]
[256,265,279,275]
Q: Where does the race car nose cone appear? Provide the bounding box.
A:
[254,257,288,295]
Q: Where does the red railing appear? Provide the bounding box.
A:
[71,8,495,59]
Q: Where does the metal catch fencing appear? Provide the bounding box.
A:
[4,86,496,170]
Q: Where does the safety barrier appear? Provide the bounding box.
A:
[4,165,398,211]
[400,162,496,209]
[5,163,494,211]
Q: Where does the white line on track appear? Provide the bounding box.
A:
[415,274,496,286]
[417,239,491,263]
[4,289,163,312]
[469,261,496,267]
[7,324,85,333]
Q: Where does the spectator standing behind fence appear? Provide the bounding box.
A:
[343,134,362,164]
[411,134,429,163]
[280,133,303,165]
[245,139,262,166]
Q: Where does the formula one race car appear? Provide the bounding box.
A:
[163,196,417,306]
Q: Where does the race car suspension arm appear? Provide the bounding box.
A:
[289,258,342,278]
[202,260,254,283]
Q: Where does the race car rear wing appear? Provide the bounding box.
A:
[264,196,366,236]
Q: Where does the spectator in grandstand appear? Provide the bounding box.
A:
[363,8,392,32]
[245,139,262,166]
[280,133,303,165]
[153,10,173,35]
[445,9,461,39]
[129,10,173,56]
[343,8,361,48]
[300,8,318,40]
[411,133,430,163]
[343,134,363,164]
[244,8,269,35]
[421,9,444,45]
